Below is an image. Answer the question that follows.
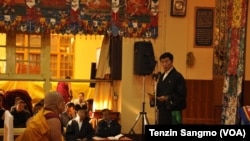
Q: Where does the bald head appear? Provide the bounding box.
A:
[44,91,64,108]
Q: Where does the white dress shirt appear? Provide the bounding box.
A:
[162,67,173,81]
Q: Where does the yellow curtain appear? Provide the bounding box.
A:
[0,81,44,104]
[95,35,110,79]
[93,35,113,111]
[0,81,95,105]
[93,82,112,111]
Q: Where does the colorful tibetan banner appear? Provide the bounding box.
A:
[118,0,159,38]
[0,0,159,38]
[217,0,248,125]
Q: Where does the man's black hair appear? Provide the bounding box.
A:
[75,104,87,111]
[159,52,174,61]
[66,102,75,109]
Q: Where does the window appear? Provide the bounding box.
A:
[0,33,7,74]
[1,33,103,80]
[50,34,75,78]
[15,34,42,74]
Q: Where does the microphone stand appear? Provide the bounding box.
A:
[128,75,149,141]
[152,73,160,125]
[154,80,158,125]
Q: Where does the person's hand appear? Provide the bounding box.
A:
[149,95,155,100]
[147,93,155,100]
[157,96,168,101]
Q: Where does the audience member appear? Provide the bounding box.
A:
[15,91,65,141]
[10,96,22,112]
[65,104,94,141]
[0,92,5,128]
[32,102,43,115]
[11,100,31,128]
[57,76,73,103]
[95,109,121,137]
[72,92,87,106]
[26,99,45,126]
[60,102,76,127]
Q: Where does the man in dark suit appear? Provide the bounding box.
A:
[65,104,94,141]
[60,102,76,128]
[150,52,187,125]
[95,109,121,137]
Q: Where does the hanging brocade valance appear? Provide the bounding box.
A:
[0,0,159,39]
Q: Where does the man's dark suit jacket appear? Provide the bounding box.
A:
[65,118,94,141]
[150,67,187,124]
[95,119,121,137]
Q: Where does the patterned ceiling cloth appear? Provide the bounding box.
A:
[0,0,159,38]
[218,0,248,125]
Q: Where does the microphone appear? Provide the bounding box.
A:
[157,71,161,77]
[152,71,161,80]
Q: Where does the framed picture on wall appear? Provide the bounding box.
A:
[170,0,187,17]
[194,7,214,47]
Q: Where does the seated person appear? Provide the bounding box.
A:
[65,104,94,141]
[60,102,76,127]
[72,92,87,106]
[0,92,5,128]
[10,100,31,128]
[10,96,30,113]
[95,109,121,137]
[33,98,44,112]
[10,96,22,112]
[26,100,45,126]
[32,101,44,115]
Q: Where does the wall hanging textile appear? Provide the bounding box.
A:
[0,0,159,39]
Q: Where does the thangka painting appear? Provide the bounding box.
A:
[0,0,159,38]
[116,0,159,38]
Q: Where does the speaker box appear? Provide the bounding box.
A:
[134,41,156,75]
